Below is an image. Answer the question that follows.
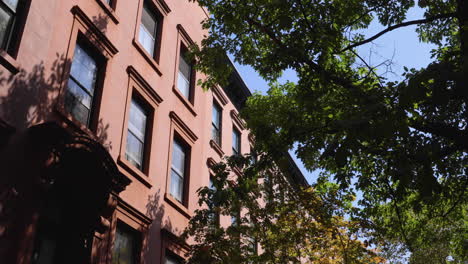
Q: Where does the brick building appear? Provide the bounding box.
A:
[0,0,306,263]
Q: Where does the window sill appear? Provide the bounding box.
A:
[95,0,120,24]
[172,85,197,117]
[209,139,224,158]
[117,156,153,188]
[232,165,243,177]
[0,50,19,74]
[132,39,162,76]
[54,105,99,141]
[164,193,191,219]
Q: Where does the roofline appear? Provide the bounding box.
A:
[224,58,307,186]
[227,57,252,97]
[284,152,309,186]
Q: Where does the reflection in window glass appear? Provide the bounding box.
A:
[170,140,187,203]
[65,43,99,126]
[165,254,182,264]
[177,50,192,99]
[208,177,220,226]
[0,0,19,50]
[126,99,148,170]
[211,102,222,145]
[232,129,241,155]
[104,0,113,7]
[112,224,138,264]
[139,2,157,56]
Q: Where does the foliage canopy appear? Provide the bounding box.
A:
[187,0,468,262]
[184,155,385,263]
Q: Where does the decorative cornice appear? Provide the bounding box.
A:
[117,196,152,225]
[209,140,224,157]
[95,0,119,24]
[176,24,194,45]
[127,66,163,105]
[232,166,243,177]
[169,111,198,143]
[154,0,171,15]
[248,133,255,144]
[0,119,15,133]
[161,228,190,251]
[112,171,132,193]
[211,85,228,106]
[71,5,119,57]
[206,157,217,168]
[230,110,246,130]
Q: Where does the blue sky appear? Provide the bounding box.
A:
[232,7,436,184]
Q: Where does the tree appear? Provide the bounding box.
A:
[184,155,385,263]
[188,0,468,262]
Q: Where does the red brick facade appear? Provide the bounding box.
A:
[0,1,304,263]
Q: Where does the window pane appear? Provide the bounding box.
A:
[128,100,147,141]
[177,72,190,98]
[232,129,240,154]
[179,55,191,80]
[64,84,91,126]
[126,100,147,170]
[70,44,98,94]
[170,169,184,202]
[177,52,191,99]
[2,0,19,11]
[250,151,257,165]
[141,3,157,37]
[231,215,237,225]
[171,141,185,175]
[139,3,157,56]
[112,225,137,264]
[31,236,57,264]
[171,140,187,203]
[209,178,214,190]
[139,24,155,56]
[212,103,221,144]
[66,44,98,126]
[166,255,181,264]
[0,6,13,48]
[66,78,92,108]
[126,132,144,169]
[212,104,221,128]
[211,125,220,145]
[177,72,190,99]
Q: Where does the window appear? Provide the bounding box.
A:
[170,139,189,204]
[0,0,20,51]
[249,147,257,165]
[247,220,258,255]
[232,128,241,155]
[139,1,158,57]
[165,252,182,264]
[65,42,100,127]
[208,177,220,226]
[104,0,116,10]
[125,98,148,170]
[177,45,193,100]
[112,222,141,264]
[211,101,222,145]
[31,200,61,264]
[231,215,238,226]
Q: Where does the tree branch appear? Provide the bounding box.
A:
[341,13,457,53]
[383,178,413,252]
[350,49,384,87]
[409,120,468,149]
[244,12,375,102]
